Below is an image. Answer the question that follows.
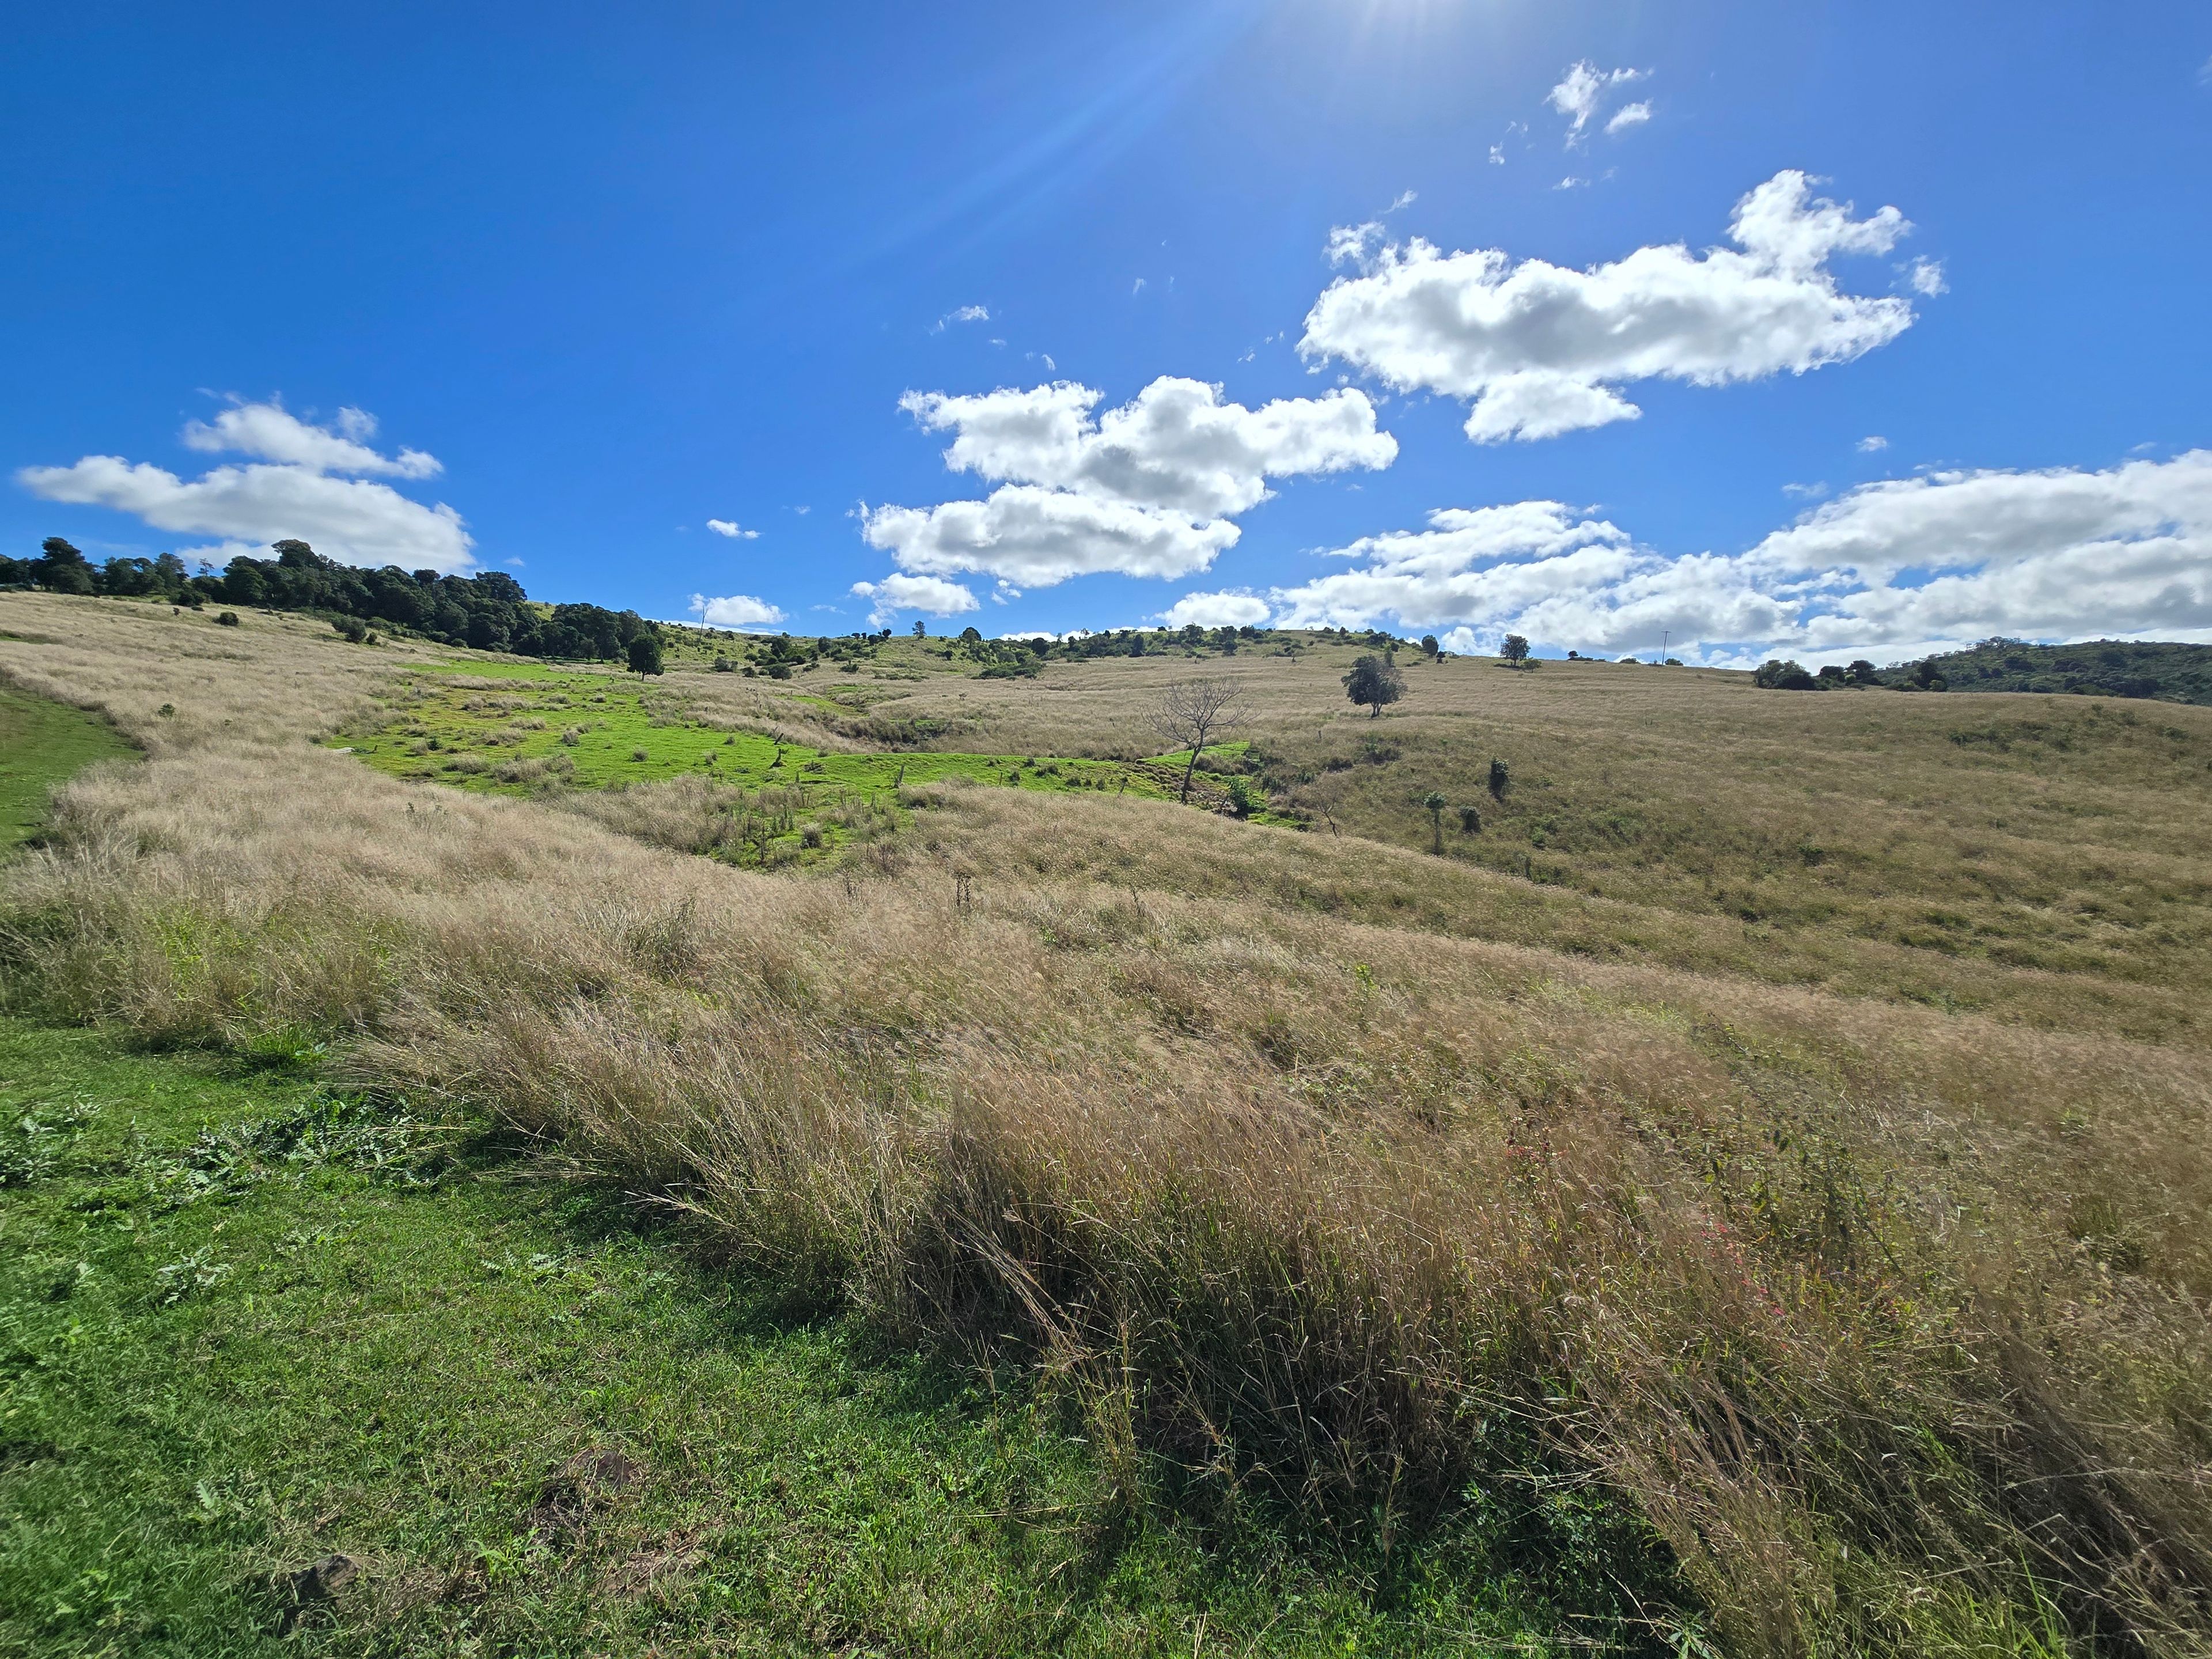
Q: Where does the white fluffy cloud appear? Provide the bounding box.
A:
[1858,435,1889,453]
[850,572,980,626]
[1300,171,1918,444]
[1547,61,1647,142]
[705,519,758,539]
[896,377,1395,520]
[181,400,442,479]
[861,376,1393,591]
[1904,257,1948,297]
[1604,101,1652,135]
[1159,589,1272,629]
[19,400,474,572]
[862,486,1239,588]
[690,593,786,629]
[932,304,991,333]
[1267,450,2212,665]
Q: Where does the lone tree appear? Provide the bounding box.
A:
[1487,758,1510,800]
[1153,677,1245,804]
[1501,633,1531,669]
[1342,654,1404,719]
[1423,790,1447,853]
[626,631,665,675]
[1419,634,1440,661]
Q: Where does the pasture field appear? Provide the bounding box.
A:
[2,588,2209,1658]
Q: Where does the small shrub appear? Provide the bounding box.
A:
[1488,759,1510,800]
[1459,805,1482,835]
[215,611,240,627]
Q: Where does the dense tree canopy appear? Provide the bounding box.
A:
[3,536,656,664]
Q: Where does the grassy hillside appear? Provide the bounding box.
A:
[1876,638,2212,704]
[4,590,2210,1658]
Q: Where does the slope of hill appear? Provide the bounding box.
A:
[1877,637,2212,703]
[5,589,2210,1658]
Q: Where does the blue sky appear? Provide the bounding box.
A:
[6,1,2210,664]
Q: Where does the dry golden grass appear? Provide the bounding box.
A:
[828,643,2212,1046]
[5,592,2211,1656]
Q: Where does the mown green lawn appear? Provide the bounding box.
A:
[0,684,133,850]
[0,1024,1576,1657]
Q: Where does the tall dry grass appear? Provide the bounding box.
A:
[681,638,2212,1044]
[5,592,2211,1655]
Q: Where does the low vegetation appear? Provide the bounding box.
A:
[3,589,2210,1657]
[0,681,133,851]
[1875,638,2212,704]
[2,1021,1597,1656]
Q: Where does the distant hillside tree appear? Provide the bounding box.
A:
[1153,677,1244,803]
[626,632,665,675]
[1754,659,1821,690]
[33,537,94,595]
[1343,654,1404,719]
[1501,633,1531,668]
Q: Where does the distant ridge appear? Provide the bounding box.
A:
[1876,638,2212,704]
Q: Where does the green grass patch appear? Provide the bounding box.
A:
[0,1020,1597,1656]
[335,672,1273,855]
[0,684,135,851]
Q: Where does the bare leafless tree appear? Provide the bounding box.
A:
[1152,676,1244,803]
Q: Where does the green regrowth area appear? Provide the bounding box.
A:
[0,682,134,851]
[336,670,1280,855]
[0,1021,1606,1657]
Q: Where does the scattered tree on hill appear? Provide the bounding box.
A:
[33,536,96,594]
[1343,654,1404,719]
[1419,634,1440,661]
[1754,658,1821,690]
[1487,758,1510,800]
[1152,677,1245,804]
[912,619,926,638]
[1501,633,1531,668]
[1423,791,1447,853]
[626,632,665,676]
[1459,804,1483,835]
